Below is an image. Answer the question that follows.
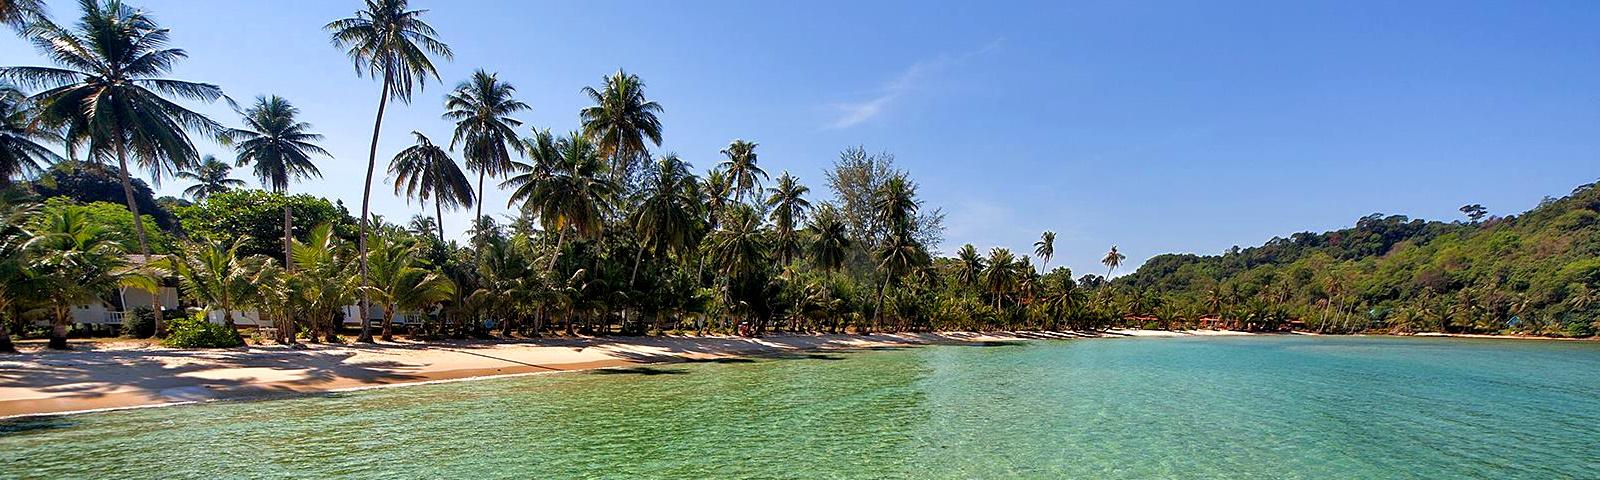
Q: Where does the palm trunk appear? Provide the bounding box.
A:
[435,196,446,244]
[49,306,68,350]
[475,170,485,227]
[356,75,393,344]
[283,198,294,270]
[630,245,645,286]
[113,137,164,337]
[870,275,889,335]
[381,306,395,342]
[548,229,566,271]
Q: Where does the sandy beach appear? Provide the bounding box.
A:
[5,331,1180,419]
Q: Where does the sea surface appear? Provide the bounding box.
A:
[3,335,1598,479]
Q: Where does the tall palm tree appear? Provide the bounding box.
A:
[1102,245,1126,279]
[176,155,244,201]
[806,204,850,273]
[870,176,921,326]
[580,69,663,185]
[707,204,769,281]
[1034,231,1055,270]
[232,95,328,268]
[982,247,1020,310]
[327,0,452,343]
[4,0,230,335]
[630,153,703,284]
[390,131,473,243]
[503,130,616,270]
[765,171,810,265]
[0,0,46,31]
[0,84,61,188]
[443,69,526,225]
[718,139,766,203]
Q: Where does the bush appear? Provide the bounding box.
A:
[161,313,244,348]
[121,307,155,338]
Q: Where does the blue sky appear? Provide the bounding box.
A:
[4,0,1598,278]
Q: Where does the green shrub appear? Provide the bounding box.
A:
[161,313,244,348]
[121,307,155,338]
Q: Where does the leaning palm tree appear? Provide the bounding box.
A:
[765,171,810,265]
[502,130,616,270]
[232,95,328,268]
[390,131,473,243]
[1034,231,1055,270]
[176,155,245,201]
[629,153,703,284]
[327,0,452,343]
[1102,245,1126,279]
[444,69,526,225]
[580,69,663,185]
[0,84,61,188]
[4,0,231,335]
[719,139,767,203]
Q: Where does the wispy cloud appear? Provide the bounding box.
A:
[824,39,1002,129]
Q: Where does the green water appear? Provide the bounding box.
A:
[3,336,1598,479]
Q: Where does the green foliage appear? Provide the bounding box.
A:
[177,190,355,258]
[161,312,244,348]
[36,198,174,253]
[26,163,180,230]
[120,307,155,338]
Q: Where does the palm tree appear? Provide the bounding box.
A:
[1102,245,1126,279]
[982,247,1020,310]
[176,155,245,201]
[806,205,850,273]
[290,223,358,343]
[718,139,766,203]
[630,153,703,284]
[362,232,452,341]
[27,205,134,349]
[4,0,231,335]
[232,95,328,268]
[503,130,616,270]
[580,69,663,185]
[390,131,474,243]
[707,204,769,280]
[171,238,257,342]
[327,0,452,343]
[444,69,526,225]
[873,231,925,327]
[953,244,985,288]
[870,176,921,326]
[765,171,810,264]
[0,0,45,31]
[0,84,61,188]
[1034,231,1055,270]
[0,194,40,352]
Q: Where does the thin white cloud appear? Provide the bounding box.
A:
[824,39,1002,129]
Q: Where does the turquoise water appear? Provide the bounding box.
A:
[3,336,1599,478]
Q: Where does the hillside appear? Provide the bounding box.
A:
[1116,181,1600,337]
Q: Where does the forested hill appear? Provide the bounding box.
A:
[1114,180,1600,337]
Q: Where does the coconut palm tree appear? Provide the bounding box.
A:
[630,153,703,284]
[176,155,245,201]
[26,205,134,349]
[362,232,452,341]
[390,131,473,244]
[0,84,61,188]
[327,0,452,343]
[170,237,257,342]
[0,0,45,31]
[1102,245,1126,279]
[290,223,358,343]
[873,230,925,327]
[444,69,526,225]
[1034,231,1055,270]
[232,95,328,268]
[580,69,662,185]
[953,244,985,288]
[0,194,39,352]
[765,171,810,265]
[4,0,231,335]
[806,204,850,273]
[718,139,766,203]
[981,248,1022,310]
[707,204,769,280]
[502,130,616,270]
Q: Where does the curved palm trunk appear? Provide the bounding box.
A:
[548,229,566,270]
[356,76,393,344]
[475,170,485,227]
[381,305,395,342]
[113,138,164,336]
